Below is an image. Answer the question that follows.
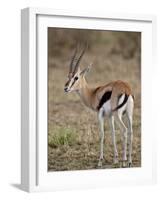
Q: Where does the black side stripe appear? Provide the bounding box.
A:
[112,94,129,111]
[97,91,112,110]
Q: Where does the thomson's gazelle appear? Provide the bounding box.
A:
[64,44,134,167]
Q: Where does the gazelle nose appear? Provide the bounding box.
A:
[64,87,68,92]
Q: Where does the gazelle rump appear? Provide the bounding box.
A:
[64,44,134,167]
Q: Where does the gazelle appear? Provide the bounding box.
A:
[64,44,134,167]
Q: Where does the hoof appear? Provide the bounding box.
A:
[128,162,132,167]
[122,160,127,168]
[98,160,103,167]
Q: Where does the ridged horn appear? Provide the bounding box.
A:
[73,42,88,74]
[69,43,78,77]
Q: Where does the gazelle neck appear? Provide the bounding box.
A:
[77,77,94,109]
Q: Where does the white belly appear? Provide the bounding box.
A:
[102,94,127,116]
[102,100,112,115]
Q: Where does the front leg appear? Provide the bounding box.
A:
[98,109,105,167]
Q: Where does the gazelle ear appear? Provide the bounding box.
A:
[80,63,93,76]
[77,67,81,74]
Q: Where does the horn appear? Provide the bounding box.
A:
[73,42,88,75]
[69,43,78,76]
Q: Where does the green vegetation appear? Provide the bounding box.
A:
[48,29,141,171]
[48,126,77,148]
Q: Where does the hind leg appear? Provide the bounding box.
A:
[126,96,134,167]
[114,110,127,167]
[98,108,105,167]
[127,114,133,167]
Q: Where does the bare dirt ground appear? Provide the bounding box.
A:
[48,29,141,171]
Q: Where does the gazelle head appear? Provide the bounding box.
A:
[64,43,91,93]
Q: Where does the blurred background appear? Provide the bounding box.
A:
[48,28,141,171]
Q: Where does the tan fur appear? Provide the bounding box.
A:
[64,54,134,167]
[65,45,133,112]
[75,77,133,112]
[77,76,93,109]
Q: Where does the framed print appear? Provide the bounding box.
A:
[21,7,156,192]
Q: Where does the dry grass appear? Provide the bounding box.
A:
[48,29,141,171]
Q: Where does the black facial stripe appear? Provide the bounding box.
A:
[65,80,70,87]
[97,91,112,110]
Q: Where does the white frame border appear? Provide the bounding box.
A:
[21,7,157,192]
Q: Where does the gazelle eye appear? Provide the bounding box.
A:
[74,76,78,81]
